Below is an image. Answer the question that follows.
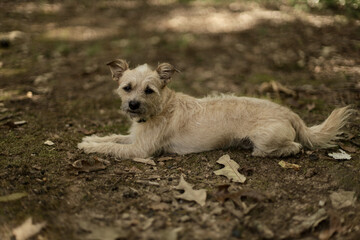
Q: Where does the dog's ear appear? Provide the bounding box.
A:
[156,63,179,86]
[106,59,129,81]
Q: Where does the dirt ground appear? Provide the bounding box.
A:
[1,0,360,239]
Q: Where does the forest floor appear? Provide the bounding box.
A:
[0,0,360,239]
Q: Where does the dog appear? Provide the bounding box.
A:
[78,59,352,159]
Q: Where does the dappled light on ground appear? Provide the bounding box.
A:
[44,26,116,42]
[145,3,357,33]
[14,2,62,14]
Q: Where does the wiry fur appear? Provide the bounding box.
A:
[78,60,353,159]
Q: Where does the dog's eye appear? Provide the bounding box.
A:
[144,87,154,95]
[123,85,132,92]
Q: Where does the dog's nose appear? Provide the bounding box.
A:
[129,100,140,110]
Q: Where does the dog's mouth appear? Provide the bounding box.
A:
[127,110,140,114]
[126,109,143,117]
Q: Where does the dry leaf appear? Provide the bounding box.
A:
[306,103,316,111]
[0,192,27,202]
[14,120,27,126]
[174,176,207,206]
[319,212,342,240]
[330,189,356,209]
[247,220,274,239]
[44,140,54,146]
[135,180,159,186]
[278,160,300,170]
[288,208,327,237]
[72,157,110,173]
[149,202,170,211]
[328,149,351,160]
[133,158,156,166]
[157,156,174,162]
[338,143,357,153]
[141,218,154,231]
[259,80,296,97]
[214,155,246,183]
[12,218,46,240]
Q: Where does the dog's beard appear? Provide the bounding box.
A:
[121,101,160,123]
[122,107,147,122]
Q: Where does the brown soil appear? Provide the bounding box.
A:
[1,1,359,239]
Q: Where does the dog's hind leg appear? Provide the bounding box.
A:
[250,121,302,157]
[81,134,132,144]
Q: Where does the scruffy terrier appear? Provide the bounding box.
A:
[78,59,352,159]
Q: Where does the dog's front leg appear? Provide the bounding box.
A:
[78,140,156,159]
[81,134,132,144]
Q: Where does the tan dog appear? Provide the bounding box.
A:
[78,59,352,159]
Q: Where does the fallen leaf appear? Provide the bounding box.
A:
[338,143,357,153]
[12,217,46,240]
[71,157,110,173]
[0,192,27,202]
[319,212,342,240]
[141,218,154,231]
[44,140,54,146]
[224,201,243,218]
[157,156,174,162]
[306,103,316,111]
[278,160,300,170]
[14,120,27,126]
[288,208,327,237]
[330,189,356,209]
[174,176,207,206]
[328,149,351,160]
[135,180,159,186]
[133,157,156,166]
[128,166,142,173]
[247,220,274,239]
[147,193,161,202]
[149,202,170,211]
[214,155,246,183]
[259,80,296,97]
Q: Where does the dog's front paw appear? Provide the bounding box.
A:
[78,141,102,154]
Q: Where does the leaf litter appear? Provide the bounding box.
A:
[0,192,27,202]
[12,217,46,240]
[71,157,110,173]
[329,189,356,209]
[278,160,300,170]
[318,212,342,240]
[214,184,267,216]
[132,157,156,166]
[43,140,55,146]
[174,176,207,206]
[213,154,246,183]
[286,208,328,238]
[328,149,351,160]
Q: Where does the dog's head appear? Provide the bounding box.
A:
[107,59,178,122]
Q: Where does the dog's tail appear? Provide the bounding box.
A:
[290,106,353,149]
